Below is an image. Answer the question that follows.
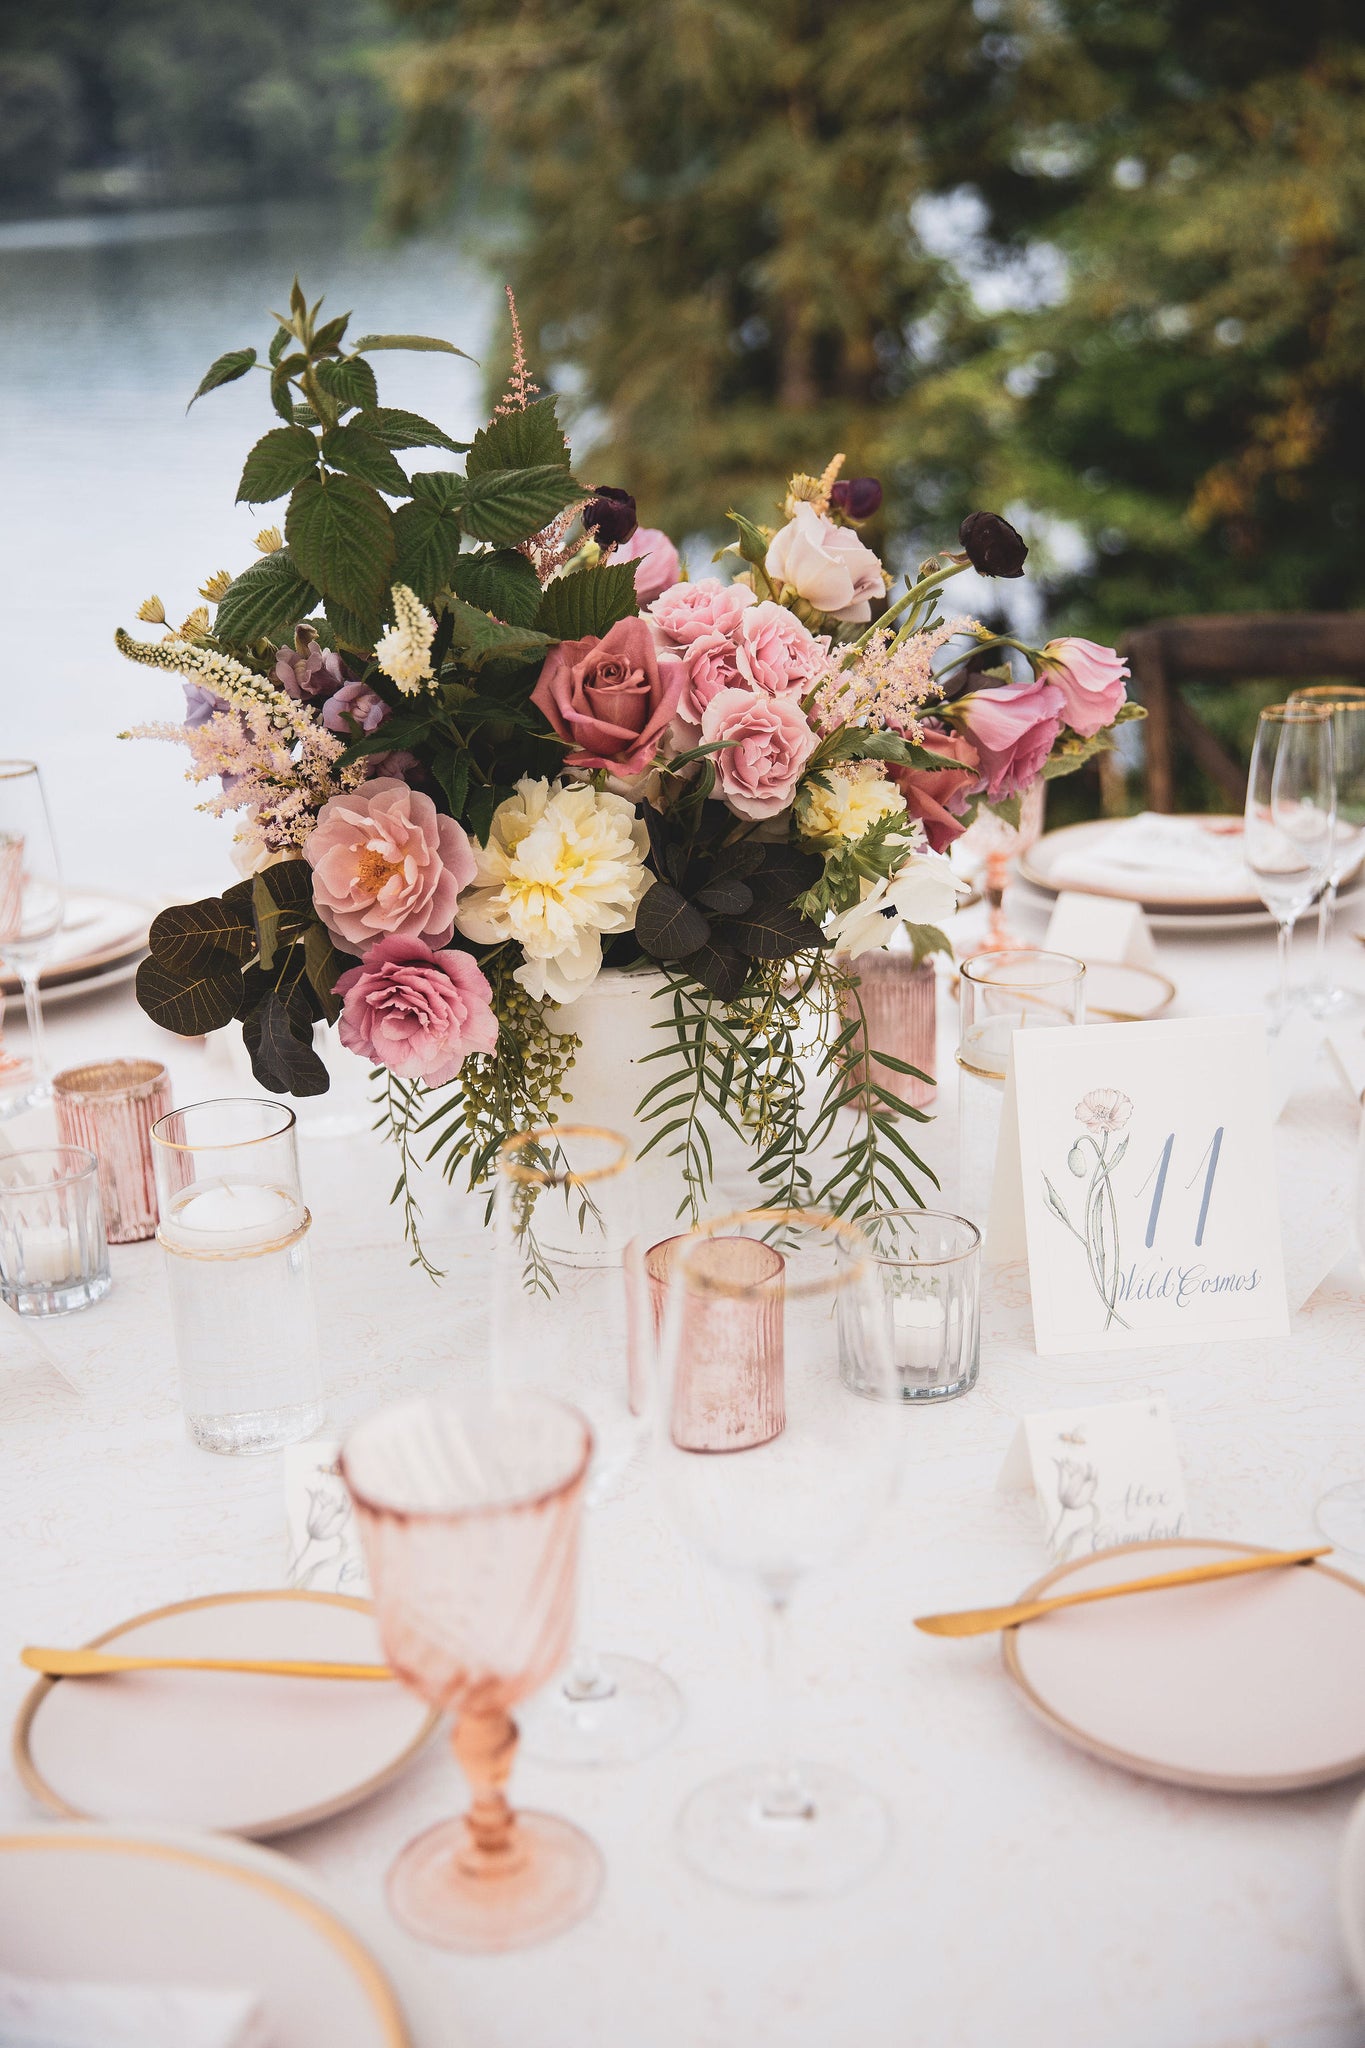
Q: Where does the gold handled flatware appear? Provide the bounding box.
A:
[21,1646,393,1681]
[914,1544,1331,1638]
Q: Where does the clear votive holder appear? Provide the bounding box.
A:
[641,1233,785,1450]
[956,948,1086,1231]
[0,1146,111,1316]
[835,949,937,1109]
[151,1098,323,1455]
[839,1209,981,1402]
[54,1058,171,1243]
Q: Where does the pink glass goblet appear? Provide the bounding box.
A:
[341,1390,602,1951]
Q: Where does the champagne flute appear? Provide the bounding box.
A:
[1242,705,1335,1029]
[654,1208,904,1898]
[1288,687,1365,1016]
[492,1125,684,1766]
[0,763,66,1097]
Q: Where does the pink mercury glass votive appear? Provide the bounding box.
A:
[643,1233,785,1452]
[53,1059,171,1244]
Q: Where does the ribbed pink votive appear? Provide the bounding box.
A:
[54,1059,171,1244]
[836,951,938,1109]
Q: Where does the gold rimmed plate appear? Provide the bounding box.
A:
[1002,1539,1365,1793]
[0,1824,411,2046]
[1082,961,1176,1021]
[13,1589,439,1839]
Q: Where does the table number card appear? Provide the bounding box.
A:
[991,1016,1289,1355]
[998,1396,1188,1561]
[284,1439,368,1596]
[1043,889,1160,971]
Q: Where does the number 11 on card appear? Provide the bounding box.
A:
[1138,1129,1224,1250]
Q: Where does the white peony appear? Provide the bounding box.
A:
[797,761,907,848]
[764,503,887,624]
[825,843,966,957]
[373,584,436,694]
[453,777,651,1005]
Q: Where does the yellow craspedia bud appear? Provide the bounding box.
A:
[136,595,167,625]
[179,605,211,638]
[199,569,233,603]
[254,526,284,555]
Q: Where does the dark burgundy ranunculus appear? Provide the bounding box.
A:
[830,476,883,522]
[582,486,639,547]
[958,510,1029,578]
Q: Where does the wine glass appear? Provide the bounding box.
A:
[492,1125,684,1766]
[340,1389,603,1951]
[1288,687,1365,1016]
[0,763,66,1098]
[653,1207,904,1898]
[1242,704,1335,1029]
[958,777,1046,953]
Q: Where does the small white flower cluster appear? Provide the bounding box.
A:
[373,585,436,695]
[114,629,314,743]
[796,760,907,849]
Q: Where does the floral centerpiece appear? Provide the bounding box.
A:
[118,283,1138,1262]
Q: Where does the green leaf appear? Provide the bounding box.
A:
[675,935,748,1000]
[409,471,465,513]
[136,951,245,1036]
[244,988,331,1097]
[268,327,291,366]
[213,551,319,644]
[725,509,776,595]
[904,921,955,965]
[252,859,314,971]
[447,549,545,628]
[459,465,583,549]
[286,473,394,622]
[982,792,1023,826]
[321,424,410,497]
[465,396,571,476]
[635,882,711,960]
[361,407,469,455]
[314,355,379,415]
[323,593,376,652]
[188,347,256,407]
[311,312,351,356]
[352,332,474,359]
[303,922,353,1024]
[236,425,319,506]
[444,597,551,668]
[727,902,827,959]
[534,562,639,641]
[392,499,464,605]
[147,895,255,974]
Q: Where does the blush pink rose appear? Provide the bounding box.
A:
[701,687,818,821]
[887,727,983,852]
[613,526,681,604]
[952,679,1065,800]
[734,601,829,696]
[334,935,498,1088]
[678,630,744,724]
[763,503,886,624]
[305,777,476,953]
[532,615,685,777]
[1041,637,1130,738]
[648,576,756,650]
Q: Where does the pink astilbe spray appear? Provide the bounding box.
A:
[127,703,364,855]
[813,617,973,742]
[493,287,540,416]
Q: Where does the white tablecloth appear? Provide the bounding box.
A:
[4,888,1365,2048]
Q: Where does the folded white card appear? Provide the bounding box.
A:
[0,1973,268,2048]
[284,1440,368,1596]
[991,1016,1290,1354]
[998,1396,1188,1561]
[1044,889,1160,971]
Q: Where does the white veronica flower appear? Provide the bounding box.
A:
[374,584,436,694]
[825,842,965,957]
[797,761,907,847]
[453,777,651,1005]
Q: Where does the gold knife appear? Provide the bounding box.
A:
[21,1647,393,1681]
[914,1544,1330,1638]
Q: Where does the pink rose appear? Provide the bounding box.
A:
[701,687,818,821]
[734,601,829,695]
[613,526,681,604]
[532,615,685,777]
[951,679,1065,800]
[334,935,498,1088]
[305,777,476,953]
[678,630,744,724]
[647,576,756,650]
[1041,637,1130,738]
[887,727,983,852]
[764,503,886,624]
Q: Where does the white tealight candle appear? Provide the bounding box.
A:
[163,1181,298,1255]
[21,1222,79,1286]
[893,1291,945,1373]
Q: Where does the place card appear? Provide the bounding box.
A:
[990,1015,1290,1354]
[998,1395,1188,1561]
[1044,888,1160,971]
[284,1439,368,1596]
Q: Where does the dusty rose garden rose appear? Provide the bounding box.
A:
[532,615,685,778]
[764,503,886,624]
[677,631,744,723]
[648,576,755,649]
[1040,637,1130,738]
[614,526,681,604]
[334,934,498,1087]
[701,687,818,820]
[950,679,1065,800]
[305,776,477,953]
[734,601,829,695]
[888,726,982,851]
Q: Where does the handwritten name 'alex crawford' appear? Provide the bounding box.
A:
[1115,1262,1262,1311]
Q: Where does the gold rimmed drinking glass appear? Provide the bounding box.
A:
[653,1207,904,1898]
[956,948,1086,1230]
[342,1390,602,1952]
[0,761,65,1098]
[1288,686,1365,1015]
[1243,702,1336,1028]
[492,1126,683,1768]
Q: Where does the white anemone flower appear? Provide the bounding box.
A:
[825,841,966,957]
[374,584,436,694]
[453,777,651,1005]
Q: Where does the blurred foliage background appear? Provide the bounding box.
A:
[5,0,1364,812]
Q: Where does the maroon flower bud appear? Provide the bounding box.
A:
[583,486,639,547]
[958,510,1028,578]
[829,476,882,522]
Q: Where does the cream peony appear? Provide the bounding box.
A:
[796,761,907,848]
[453,777,651,1005]
[764,504,887,624]
[373,585,436,694]
[825,843,965,956]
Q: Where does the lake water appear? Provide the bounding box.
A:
[0,201,496,899]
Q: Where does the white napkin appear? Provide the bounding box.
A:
[1048,813,1254,901]
[0,1973,268,2048]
